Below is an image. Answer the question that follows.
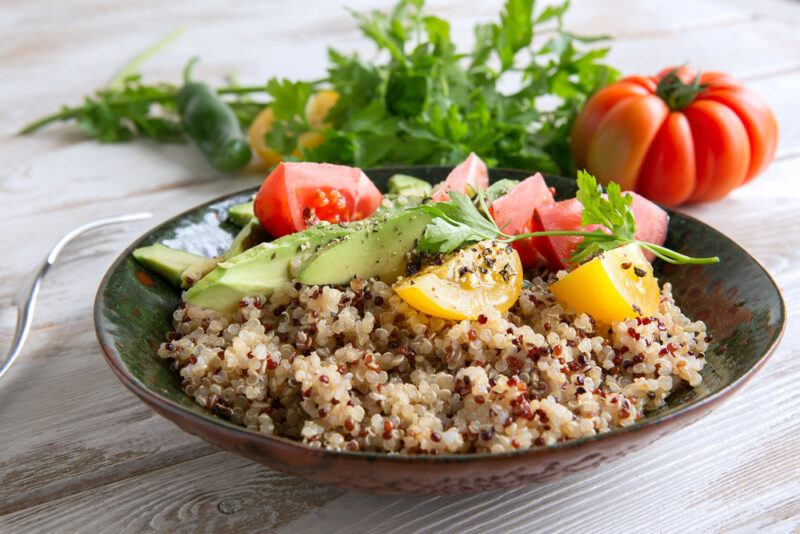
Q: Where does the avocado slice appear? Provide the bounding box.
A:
[185,223,352,312]
[298,210,432,285]
[227,201,254,227]
[388,174,432,197]
[180,257,221,288]
[179,219,269,288]
[132,244,208,287]
[223,219,268,259]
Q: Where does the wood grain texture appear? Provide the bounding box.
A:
[1,0,799,532]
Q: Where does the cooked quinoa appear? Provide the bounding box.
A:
[158,275,708,454]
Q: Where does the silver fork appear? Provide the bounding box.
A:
[0,212,153,380]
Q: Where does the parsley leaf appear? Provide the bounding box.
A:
[568,173,717,265]
[415,192,504,253]
[570,170,634,263]
[71,75,182,143]
[265,79,313,122]
[496,0,535,69]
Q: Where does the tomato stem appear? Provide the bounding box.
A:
[655,68,708,111]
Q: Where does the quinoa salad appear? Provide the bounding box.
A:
[134,156,718,455]
[160,275,708,453]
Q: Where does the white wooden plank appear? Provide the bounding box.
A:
[0,452,342,533]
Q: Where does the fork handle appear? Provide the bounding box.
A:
[1,212,153,381]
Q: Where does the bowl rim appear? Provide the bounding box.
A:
[94,165,787,464]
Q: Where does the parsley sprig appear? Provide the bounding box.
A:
[414,171,720,266]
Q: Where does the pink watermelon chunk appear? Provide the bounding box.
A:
[489,173,554,267]
[431,152,489,201]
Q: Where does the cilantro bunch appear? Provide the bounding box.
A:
[21,0,618,176]
[414,171,720,266]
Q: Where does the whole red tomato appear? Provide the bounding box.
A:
[571,67,778,205]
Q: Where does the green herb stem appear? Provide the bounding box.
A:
[508,230,718,265]
[18,110,78,135]
[108,28,186,89]
[217,85,268,95]
[510,229,616,241]
[637,241,719,265]
[18,84,272,135]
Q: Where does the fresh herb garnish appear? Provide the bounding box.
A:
[414,191,500,253]
[414,171,720,266]
[20,0,618,176]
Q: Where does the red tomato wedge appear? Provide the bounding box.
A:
[353,171,384,219]
[431,152,489,201]
[254,162,383,237]
[489,173,554,267]
[532,198,595,270]
[533,193,668,270]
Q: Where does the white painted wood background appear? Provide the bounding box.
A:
[1,0,799,532]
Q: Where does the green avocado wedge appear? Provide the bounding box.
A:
[179,219,269,288]
[387,174,432,197]
[132,244,208,287]
[185,223,352,312]
[223,218,268,259]
[227,201,255,227]
[298,210,432,285]
[180,257,221,288]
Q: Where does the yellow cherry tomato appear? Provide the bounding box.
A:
[394,240,523,321]
[247,91,340,167]
[549,243,660,324]
[305,90,339,129]
[247,107,283,167]
[293,131,326,158]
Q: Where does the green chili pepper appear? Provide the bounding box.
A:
[177,59,252,172]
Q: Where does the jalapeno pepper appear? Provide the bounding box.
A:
[177,59,252,172]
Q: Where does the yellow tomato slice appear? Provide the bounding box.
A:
[394,241,523,321]
[549,243,660,324]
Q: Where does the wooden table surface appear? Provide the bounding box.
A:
[2,0,799,531]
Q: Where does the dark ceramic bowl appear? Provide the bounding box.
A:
[95,166,785,494]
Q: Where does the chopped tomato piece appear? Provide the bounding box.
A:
[353,171,383,219]
[532,193,668,270]
[489,173,554,267]
[254,162,383,237]
[431,152,489,201]
[532,198,596,270]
